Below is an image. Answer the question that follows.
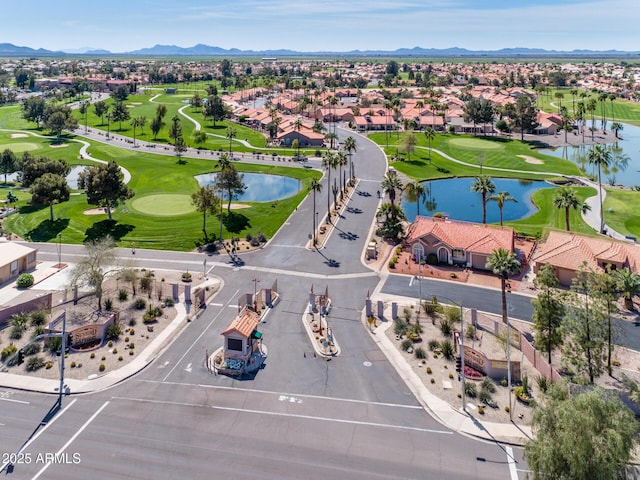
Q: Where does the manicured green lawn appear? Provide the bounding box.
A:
[506,186,596,237]
[370,132,582,180]
[2,132,321,251]
[603,188,640,238]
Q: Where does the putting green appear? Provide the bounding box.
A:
[448,138,502,150]
[2,142,39,152]
[130,194,195,216]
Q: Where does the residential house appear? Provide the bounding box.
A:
[532,230,640,286]
[0,239,37,286]
[404,216,515,270]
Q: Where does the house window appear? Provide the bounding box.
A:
[227,338,243,352]
[452,249,465,259]
[28,252,36,263]
[10,260,18,274]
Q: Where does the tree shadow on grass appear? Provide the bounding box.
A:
[26,218,69,242]
[221,211,250,234]
[84,220,135,242]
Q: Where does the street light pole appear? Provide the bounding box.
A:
[507,297,512,421]
[58,310,67,407]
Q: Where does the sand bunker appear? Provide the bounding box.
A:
[517,155,543,165]
[50,143,69,148]
[83,208,108,215]
[230,203,250,210]
[10,133,28,138]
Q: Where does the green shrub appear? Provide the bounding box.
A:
[245,233,253,242]
[414,347,426,359]
[134,298,146,310]
[118,289,128,301]
[439,318,452,336]
[16,273,34,288]
[388,259,396,269]
[30,310,47,327]
[422,301,438,318]
[45,361,54,369]
[445,306,461,323]
[478,406,485,415]
[22,343,40,356]
[128,318,136,327]
[480,378,496,394]
[99,364,106,372]
[426,366,432,374]
[70,361,77,368]
[440,339,455,360]
[164,297,175,307]
[504,405,510,413]
[394,318,409,336]
[26,356,45,371]
[108,340,114,348]
[401,339,413,351]
[112,348,118,354]
[104,298,113,311]
[90,352,95,359]
[118,356,123,361]
[426,253,438,265]
[500,378,508,387]
[106,323,122,340]
[535,374,552,393]
[101,356,106,361]
[465,323,475,339]
[129,342,135,349]
[129,350,134,356]
[430,377,435,384]
[427,339,440,351]
[464,382,477,398]
[450,272,457,279]
[9,326,23,340]
[31,326,45,338]
[1,345,17,361]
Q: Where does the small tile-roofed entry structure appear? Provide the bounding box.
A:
[219,306,264,375]
[0,239,37,286]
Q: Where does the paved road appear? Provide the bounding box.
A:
[2,126,530,478]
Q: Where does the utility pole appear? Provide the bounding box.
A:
[58,311,67,407]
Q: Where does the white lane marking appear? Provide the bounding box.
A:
[162,289,239,382]
[113,396,451,435]
[279,395,303,404]
[409,276,414,287]
[506,446,518,480]
[135,379,423,410]
[0,397,30,404]
[227,305,238,309]
[0,399,77,474]
[31,401,109,480]
[157,361,170,369]
[209,302,223,306]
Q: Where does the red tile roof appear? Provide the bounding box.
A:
[221,309,260,338]
[405,217,514,255]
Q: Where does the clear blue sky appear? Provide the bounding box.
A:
[6,0,639,53]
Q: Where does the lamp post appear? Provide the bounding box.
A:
[218,187,224,246]
[506,297,514,421]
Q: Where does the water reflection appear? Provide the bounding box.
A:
[196,172,302,202]
[540,122,640,187]
[401,178,553,224]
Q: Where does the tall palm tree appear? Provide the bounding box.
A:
[404,180,427,218]
[586,97,597,141]
[294,118,303,158]
[423,127,435,164]
[554,91,564,114]
[380,172,403,209]
[552,187,591,231]
[226,126,237,155]
[343,136,357,180]
[598,91,609,131]
[609,93,617,124]
[488,191,517,226]
[217,153,231,172]
[322,151,337,223]
[471,175,496,224]
[336,151,348,196]
[309,178,322,246]
[486,248,521,325]
[588,144,612,233]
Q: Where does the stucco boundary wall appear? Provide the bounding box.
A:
[0,293,53,328]
[473,309,562,382]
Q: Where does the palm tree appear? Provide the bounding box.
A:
[552,187,591,231]
[611,122,623,140]
[404,180,427,218]
[343,136,357,180]
[336,151,348,196]
[471,175,496,224]
[294,118,303,158]
[217,153,231,172]
[614,268,640,310]
[380,172,403,209]
[588,144,612,233]
[309,178,322,245]
[598,91,609,131]
[586,97,597,141]
[488,191,517,226]
[324,132,337,150]
[486,248,521,325]
[226,126,237,155]
[321,151,337,223]
[423,127,435,164]
[609,93,617,124]
[554,91,564,114]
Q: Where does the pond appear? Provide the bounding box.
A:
[196,172,302,202]
[540,122,640,187]
[401,178,554,224]
[66,165,88,189]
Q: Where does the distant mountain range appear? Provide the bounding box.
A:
[0,42,638,58]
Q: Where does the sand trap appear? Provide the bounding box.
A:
[50,143,69,148]
[230,203,250,210]
[10,133,28,138]
[130,102,142,105]
[126,105,135,108]
[518,155,543,165]
[84,208,108,215]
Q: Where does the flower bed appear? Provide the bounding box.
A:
[463,365,484,380]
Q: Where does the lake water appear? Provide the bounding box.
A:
[66,165,86,189]
[401,178,554,224]
[196,172,302,202]
[540,122,640,187]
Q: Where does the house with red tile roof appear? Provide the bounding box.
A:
[404,216,515,270]
[220,306,263,375]
[532,230,640,286]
